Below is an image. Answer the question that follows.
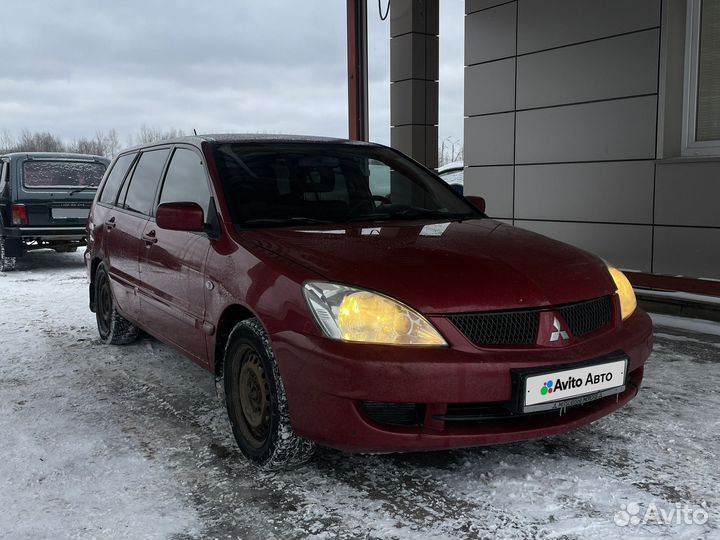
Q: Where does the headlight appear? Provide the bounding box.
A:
[303,282,447,346]
[607,266,637,320]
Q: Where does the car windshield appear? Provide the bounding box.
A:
[213,143,479,228]
[22,160,107,189]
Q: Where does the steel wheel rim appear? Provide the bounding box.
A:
[236,347,271,448]
[97,274,112,335]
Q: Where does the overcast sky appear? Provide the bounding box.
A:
[0,0,464,148]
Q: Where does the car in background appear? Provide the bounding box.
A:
[438,161,464,194]
[86,135,652,470]
[0,152,109,271]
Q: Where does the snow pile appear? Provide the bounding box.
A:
[1,250,718,539]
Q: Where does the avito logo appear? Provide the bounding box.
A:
[540,380,554,396]
[540,371,614,396]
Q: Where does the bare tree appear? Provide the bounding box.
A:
[0,131,15,153]
[131,125,185,146]
[13,130,66,153]
[1,127,186,157]
[104,129,121,157]
[438,136,463,167]
[0,130,65,153]
[71,135,103,156]
[70,130,122,157]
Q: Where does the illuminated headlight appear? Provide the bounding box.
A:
[607,266,637,320]
[303,282,447,346]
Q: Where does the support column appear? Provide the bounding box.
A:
[347,0,369,141]
[390,0,439,169]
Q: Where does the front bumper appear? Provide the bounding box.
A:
[271,308,653,453]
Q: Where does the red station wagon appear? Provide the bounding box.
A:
[86,135,653,469]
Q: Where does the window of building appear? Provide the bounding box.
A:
[683,0,720,155]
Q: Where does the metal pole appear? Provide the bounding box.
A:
[347,0,369,141]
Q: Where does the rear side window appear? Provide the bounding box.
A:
[122,149,170,216]
[0,161,8,198]
[99,153,136,205]
[22,161,107,188]
[158,148,212,216]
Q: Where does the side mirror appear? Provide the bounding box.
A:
[465,195,486,214]
[156,202,205,232]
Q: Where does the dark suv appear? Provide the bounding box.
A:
[0,152,109,271]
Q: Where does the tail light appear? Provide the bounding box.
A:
[11,204,28,225]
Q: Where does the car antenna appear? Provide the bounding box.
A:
[193,128,198,136]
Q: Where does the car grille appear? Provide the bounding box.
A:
[558,295,612,337]
[448,310,540,346]
[361,402,425,426]
[448,296,613,346]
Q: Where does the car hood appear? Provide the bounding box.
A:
[243,219,616,314]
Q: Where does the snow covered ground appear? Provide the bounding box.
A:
[1,250,718,540]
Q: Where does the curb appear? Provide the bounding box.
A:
[637,290,720,324]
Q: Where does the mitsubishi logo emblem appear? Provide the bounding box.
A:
[549,317,570,342]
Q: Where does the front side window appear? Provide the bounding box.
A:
[158,148,212,217]
[213,143,478,228]
[99,153,136,205]
[684,0,720,155]
[122,149,170,216]
[22,160,107,189]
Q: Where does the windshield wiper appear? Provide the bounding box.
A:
[347,208,475,223]
[394,208,474,220]
[69,185,97,195]
[240,217,335,227]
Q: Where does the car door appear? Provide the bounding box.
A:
[95,152,140,317]
[106,148,170,320]
[138,146,213,365]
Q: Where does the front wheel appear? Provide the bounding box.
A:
[94,263,139,345]
[0,238,17,272]
[223,318,315,470]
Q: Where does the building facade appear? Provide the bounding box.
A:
[463,0,720,286]
[391,0,720,290]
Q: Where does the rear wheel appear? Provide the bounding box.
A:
[223,318,315,470]
[95,263,139,345]
[0,238,16,272]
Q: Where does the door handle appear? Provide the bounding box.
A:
[105,216,116,230]
[142,230,158,245]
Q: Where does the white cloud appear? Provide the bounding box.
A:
[0,0,464,149]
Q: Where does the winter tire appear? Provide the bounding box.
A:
[95,263,139,345]
[223,318,316,470]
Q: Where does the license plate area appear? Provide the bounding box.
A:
[511,353,628,414]
[52,208,90,220]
